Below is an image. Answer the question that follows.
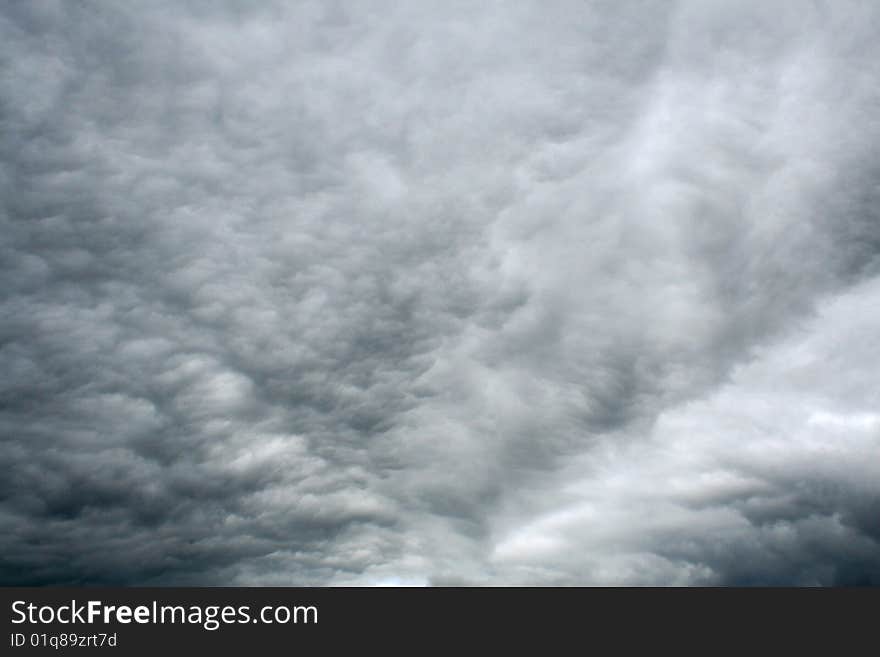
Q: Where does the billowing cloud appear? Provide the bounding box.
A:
[1,0,878,585]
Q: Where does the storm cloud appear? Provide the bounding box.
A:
[1,0,878,586]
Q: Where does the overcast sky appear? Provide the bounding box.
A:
[1,0,879,586]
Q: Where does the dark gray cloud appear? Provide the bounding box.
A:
[1,0,878,586]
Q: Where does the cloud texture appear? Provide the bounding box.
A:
[1,0,879,585]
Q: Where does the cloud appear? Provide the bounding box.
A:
[1,0,878,585]
[487,275,880,585]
